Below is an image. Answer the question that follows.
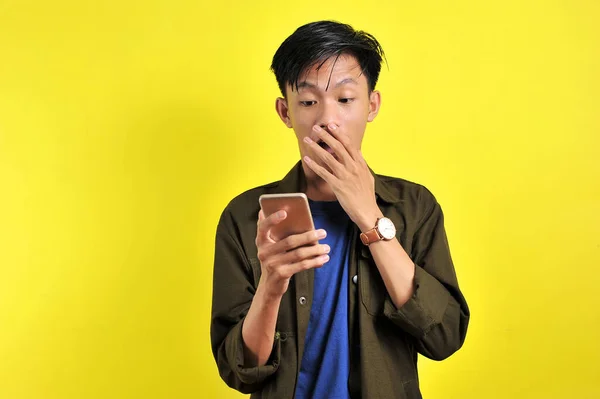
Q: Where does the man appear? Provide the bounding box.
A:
[211,21,469,399]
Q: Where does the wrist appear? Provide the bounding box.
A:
[356,207,384,232]
[256,278,285,304]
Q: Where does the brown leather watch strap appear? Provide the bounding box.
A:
[360,228,381,245]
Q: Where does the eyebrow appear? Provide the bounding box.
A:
[297,78,358,91]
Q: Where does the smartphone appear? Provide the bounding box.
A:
[259,193,315,241]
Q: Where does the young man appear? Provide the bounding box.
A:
[211,21,469,399]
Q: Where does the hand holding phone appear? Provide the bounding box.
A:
[255,193,330,298]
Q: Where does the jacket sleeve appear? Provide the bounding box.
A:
[382,188,470,360]
[210,208,280,393]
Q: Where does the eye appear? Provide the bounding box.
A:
[339,98,354,104]
[300,101,316,107]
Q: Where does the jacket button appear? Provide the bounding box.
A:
[352,274,358,284]
[299,296,307,305]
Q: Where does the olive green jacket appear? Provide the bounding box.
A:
[210,162,469,398]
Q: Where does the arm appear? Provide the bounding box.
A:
[210,209,278,393]
[211,207,329,393]
[303,123,469,361]
[241,283,283,367]
[244,210,329,365]
[355,209,416,308]
[371,190,470,361]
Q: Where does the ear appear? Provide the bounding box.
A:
[367,90,381,122]
[275,97,293,128]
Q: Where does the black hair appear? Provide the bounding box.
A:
[271,20,386,97]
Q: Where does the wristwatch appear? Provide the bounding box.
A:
[360,217,396,245]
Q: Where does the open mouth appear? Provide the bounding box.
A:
[317,140,335,154]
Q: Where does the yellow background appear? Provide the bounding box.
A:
[1,0,599,398]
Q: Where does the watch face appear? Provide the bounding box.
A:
[377,217,396,240]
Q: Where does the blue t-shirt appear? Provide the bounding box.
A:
[294,199,352,399]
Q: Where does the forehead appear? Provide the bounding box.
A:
[287,54,368,95]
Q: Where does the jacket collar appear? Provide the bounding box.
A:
[274,161,401,204]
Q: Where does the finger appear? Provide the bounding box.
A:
[303,155,336,184]
[270,228,327,254]
[286,253,330,276]
[256,209,287,246]
[270,243,331,267]
[258,227,326,267]
[303,136,342,174]
[303,126,345,173]
[256,209,265,229]
[326,123,359,161]
[312,125,353,165]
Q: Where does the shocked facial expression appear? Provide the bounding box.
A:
[275,54,381,171]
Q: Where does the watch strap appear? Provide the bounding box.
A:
[360,228,381,246]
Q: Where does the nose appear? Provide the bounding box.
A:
[316,99,339,130]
